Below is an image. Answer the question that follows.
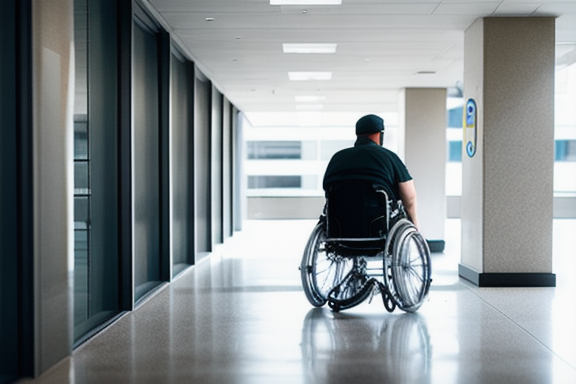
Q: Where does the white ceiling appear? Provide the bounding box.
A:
[142,0,576,127]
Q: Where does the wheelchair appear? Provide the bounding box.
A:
[300,181,432,313]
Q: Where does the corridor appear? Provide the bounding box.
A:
[19,219,576,384]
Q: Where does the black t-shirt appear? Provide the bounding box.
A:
[323,137,413,201]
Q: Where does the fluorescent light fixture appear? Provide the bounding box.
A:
[288,72,332,81]
[295,95,325,102]
[271,0,342,5]
[283,43,337,54]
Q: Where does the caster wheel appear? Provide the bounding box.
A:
[382,289,397,313]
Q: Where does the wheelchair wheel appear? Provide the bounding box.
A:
[384,219,431,313]
[300,220,354,307]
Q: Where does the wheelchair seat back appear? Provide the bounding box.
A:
[325,181,391,256]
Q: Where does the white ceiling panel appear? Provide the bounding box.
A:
[142,0,576,127]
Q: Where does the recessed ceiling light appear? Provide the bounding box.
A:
[283,43,337,54]
[289,72,332,81]
[295,95,326,102]
[417,71,436,75]
[271,0,342,5]
[205,17,214,21]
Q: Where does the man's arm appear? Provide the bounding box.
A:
[398,179,419,229]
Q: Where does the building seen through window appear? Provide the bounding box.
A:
[244,61,576,200]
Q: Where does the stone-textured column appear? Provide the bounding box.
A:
[460,17,556,287]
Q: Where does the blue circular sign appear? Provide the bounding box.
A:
[466,141,475,157]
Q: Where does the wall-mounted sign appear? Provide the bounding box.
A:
[464,98,477,157]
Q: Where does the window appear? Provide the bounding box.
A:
[170,50,193,276]
[1,0,22,380]
[248,141,301,159]
[73,0,122,344]
[448,141,463,162]
[132,13,164,300]
[248,175,302,189]
[446,104,463,196]
[555,140,576,162]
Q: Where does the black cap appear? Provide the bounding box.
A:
[355,114,385,135]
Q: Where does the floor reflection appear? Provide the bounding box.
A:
[301,308,431,384]
[15,219,576,384]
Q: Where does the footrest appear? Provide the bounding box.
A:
[327,274,377,312]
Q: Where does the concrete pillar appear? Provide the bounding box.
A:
[460,17,556,287]
[401,88,447,252]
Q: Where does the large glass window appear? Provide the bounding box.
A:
[133,17,163,300]
[73,0,91,328]
[212,88,224,245]
[248,175,302,189]
[73,0,122,344]
[1,0,20,381]
[446,101,464,196]
[554,62,576,196]
[243,124,364,197]
[171,50,193,276]
[195,69,212,255]
[555,140,576,161]
[248,141,302,159]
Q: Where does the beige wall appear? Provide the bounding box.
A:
[402,88,447,241]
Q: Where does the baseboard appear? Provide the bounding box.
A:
[426,239,445,253]
[458,264,556,287]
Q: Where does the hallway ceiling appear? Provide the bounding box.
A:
[144,0,576,127]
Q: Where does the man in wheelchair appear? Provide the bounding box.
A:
[323,114,419,230]
[300,114,431,313]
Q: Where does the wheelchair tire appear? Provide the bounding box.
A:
[300,220,354,307]
[384,219,431,313]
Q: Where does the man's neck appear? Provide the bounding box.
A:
[357,133,380,145]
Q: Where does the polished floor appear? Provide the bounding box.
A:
[20,219,576,384]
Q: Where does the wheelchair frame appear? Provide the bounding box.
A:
[300,189,432,313]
